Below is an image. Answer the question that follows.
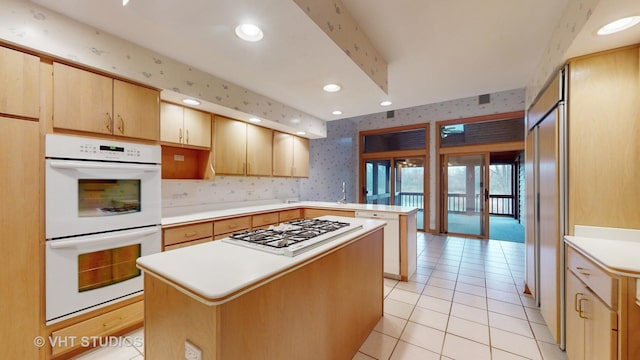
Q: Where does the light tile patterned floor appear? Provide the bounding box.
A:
[73,233,569,360]
[356,233,568,360]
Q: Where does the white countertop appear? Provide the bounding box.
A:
[137,216,386,306]
[564,225,640,304]
[161,200,418,226]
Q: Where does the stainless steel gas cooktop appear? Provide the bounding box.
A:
[222,218,362,256]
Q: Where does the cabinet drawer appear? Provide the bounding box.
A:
[567,246,618,309]
[214,216,251,236]
[252,212,279,228]
[164,237,212,251]
[50,301,143,357]
[304,208,355,218]
[164,222,213,246]
[280,209,302,222]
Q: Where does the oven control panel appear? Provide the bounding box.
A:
[46,134,161,164]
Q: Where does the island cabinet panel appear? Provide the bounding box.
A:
[53,62,160,141]
[213,216,251,239]
[163,222,214,250]
[143,228,384,360]
[0,46,39,119]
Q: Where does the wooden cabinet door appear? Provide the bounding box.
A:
[160,102,184,144]
[584,287,617,360]
[113,79,159,141]
[566,271,586,360]
[0,117,40,359]
[183,107,211,148]
[292,135,309,177]
[272,131,293,176]
[0,46,39,119]
[53,62,113,135]
[247,124,272,176]
[214,116,246,175]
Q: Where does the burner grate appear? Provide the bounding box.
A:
[228,219,350,249]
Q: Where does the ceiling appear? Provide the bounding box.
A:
[30,0,640,122]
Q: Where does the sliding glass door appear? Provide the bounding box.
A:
[364,158,426,230]
[443,153,489,238]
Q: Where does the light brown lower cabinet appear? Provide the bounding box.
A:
[163,221,214,250]
[566,270,617,360]
[46,300,143,359]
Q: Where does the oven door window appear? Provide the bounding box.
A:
[78,179,141,217]
[78,244,141,292]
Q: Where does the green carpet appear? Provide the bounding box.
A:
[447,214,524,243]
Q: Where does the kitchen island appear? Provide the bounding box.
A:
[137,216,385,360]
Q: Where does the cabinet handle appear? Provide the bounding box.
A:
[186,129,189,144]
[576,267,591,276]
[574,292,584,312]
[105,113,112,132]
[578,298,589,319]
[184,231,197,238]
[179,128,183,143]
[102,316,123,330]
[117,115,125,134]
[228,224,238,229]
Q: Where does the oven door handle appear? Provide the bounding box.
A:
[49,227,159,249]
[49,160,160,172]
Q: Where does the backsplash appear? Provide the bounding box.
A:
[162,177,300,208]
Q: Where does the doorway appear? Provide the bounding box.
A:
[363,157,426,230]
[442,153,489,238]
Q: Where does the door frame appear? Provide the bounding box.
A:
[435,111,525,234]
[440,152,490,239]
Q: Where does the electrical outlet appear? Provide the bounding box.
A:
[185,340,202,360]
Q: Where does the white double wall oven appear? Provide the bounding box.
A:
[45,134,162,325]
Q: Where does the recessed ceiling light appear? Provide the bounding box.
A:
[380,100,392,106]
[249,117,261,123]
[235,24,264,42]
[122,0,130,6]
[332,110,343,115]
[323,84,341,92]
[182,98,201,106]
[597,16,640,35]
[296,131,306,135]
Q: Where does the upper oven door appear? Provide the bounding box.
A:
[46,159,161,239]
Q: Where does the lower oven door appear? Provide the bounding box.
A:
[45,225,161,325]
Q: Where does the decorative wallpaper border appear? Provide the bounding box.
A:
[293,0,388,93]
[0,0,327,138]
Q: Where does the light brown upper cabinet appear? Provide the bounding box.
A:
[0,46,39,119]
[213,115,273,176]
[160,102,211,149]
[53,62,159,141]
[246,124,273,176]
[273,131,309,177]
[214,116,247,175]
